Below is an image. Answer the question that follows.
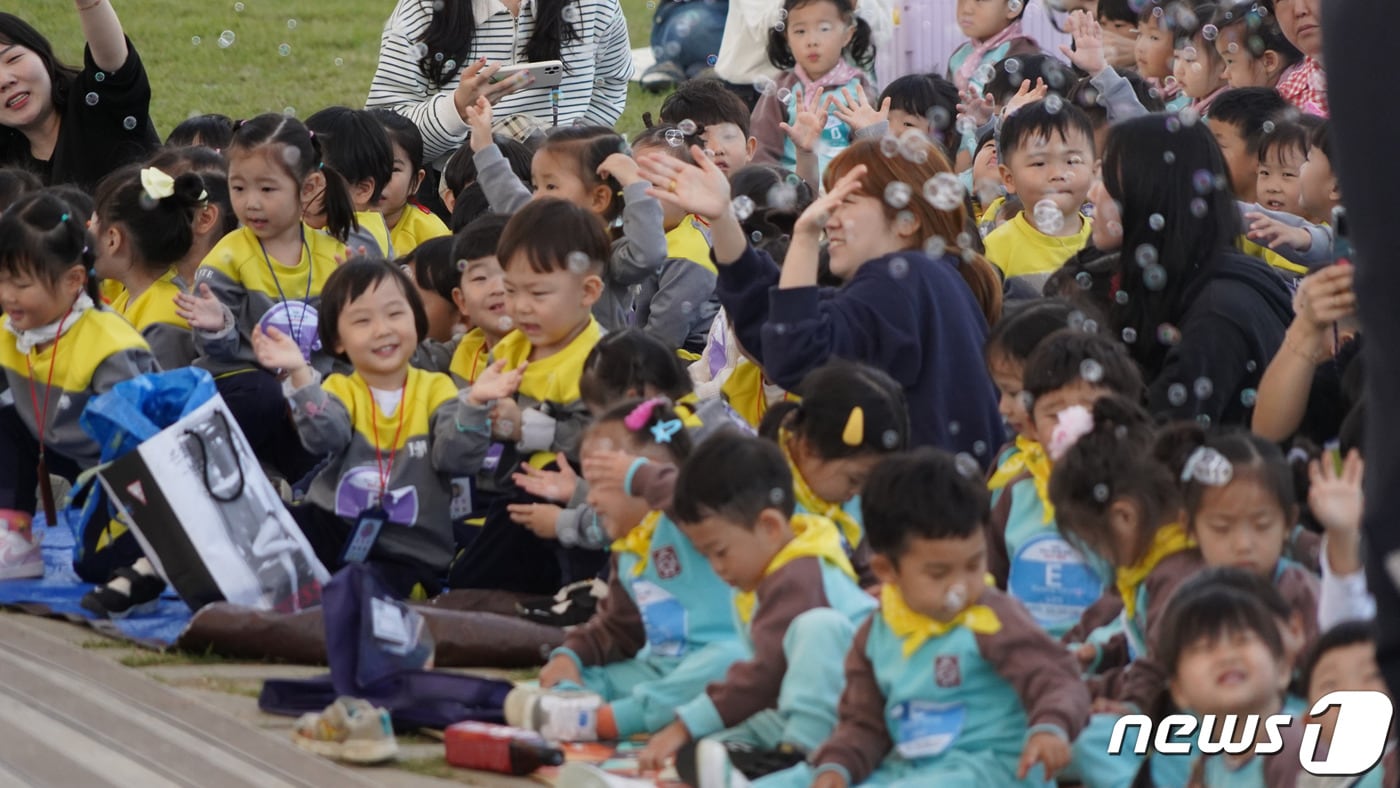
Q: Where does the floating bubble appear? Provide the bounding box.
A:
[1163,151,1176,165]
[881,430,901,449]
[948,420,961,436]
[1192,170,1214,194]
[773,21,785,33]
[1143,264,1167,290]
[1083,319,1099,333]
[888,256,909,278]
[1068,310,1086,331]
[123,116,137,130]
[1190,198,1209,218]
[1202,23,1219,40]
[1149,213,1166,231]
[1115,289,1130,305]
[218,30,236,48]
[974,64,996,86]
[1122,327,1138,343]
[1093,483,1110,502]
[1080,359,1104,383]
[1262,120,1276,134]
[84,92,99,106]
[456,259,468,272]
[566,251,592,273]
[1075,271,1093,290]
[923,173,964,211]
[335,57,345,67]
[925,236,947,258]
[884,181,912,209]
[753,76,777,96]
[279,43,292,56]
[706,54,718,66]
[1157,323,1182,346]
[192,36,202,45]
[234,1,244,10]
[1194,377,1214,400]
[954,453,982,479]
[1044,94,1065,115]
[776,87,792,104]
[94,72,105,83]
[1178,107,1201,127]
[497,315,514,332]
[1004,58,1022,74]
[664,128,685,147]
[879,135,901,157]
[973,440,988,456]
[1008,0,1024,13]
[1240,388,1257,407]
[750,230,764,244]
[767,182,798,211]
[731,195,756,220]
[283,146,303,168]
[678,118,698,135]
[1245,359,1258,373]
[138,192,158,211]
[1135,244,1159,267]
[893,211,917,235]
[287,18,298,29]
[562,3,581,23]
[1167,383,1189,406]
[1033,199,1064,234]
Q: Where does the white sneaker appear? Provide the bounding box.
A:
[504,685,604,742]
[556,763,654,787]
[0,529,43,580]
[697,739,754,788]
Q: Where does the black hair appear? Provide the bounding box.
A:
[537,125,629,223]
[1215,2,1301,67]
[659,78,753,138]
[986,54,1078,106]
[0,167,41,214]
[369,109,427,174]
[0,15,80,144]
[227,113,358,243]
[631,124,699,164]
[0,191,99,302]
[985,299,1078,366]
[862,448,990,557]
[1257,118,1310,165]
[304,107,395,205]
[1157,567,1287,678]
[759,360,910,458]
[317,257,429,360]
[146,145,239,237]
[879,73,961,152]
[443,136,534,200]
[46,185,94,226]
[1103,115,1241,373]
[166,114,234,150]
[452,212,510,264]
[1069,70,1166,127]
[450,183,492,232]
[767,0,876,71]
[1179,2,1224,60]
[1154,424,1296,527]
[594,397,695,465]
[997,99,1096,161]
[399,235,458,302]
[1042,247,1120,320]
[674,431,796,525]
[1048,395,1180,565]
[580,329,694,408]
[93,164,206,269]
[1023,328,1145,403]
[1096,0,1139,26]
[1209,88,1291,155]
[1136,0,1204,36]
[728,165,816,263]
[496,197,610,275]
[413,0,579,86]
[1300,620,1376,697]
[1307,120,1332,163]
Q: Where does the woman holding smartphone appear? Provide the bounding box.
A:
[366,0,634,169]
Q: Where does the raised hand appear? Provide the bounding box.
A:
[1246,212,1312,251]
[174,282,228,332]
[831,84,892,132]
[597,152,643,187]
[465,96,495,152]
[251,324,306,372]
[779,86,830,153]
[1308,449,1364,536]
[513,454,580,502]
[957,86,996,127]
[1060,11,1110,77]
[1003,79,1050,118]
[793,164,868,236]
[1293,263,1357,331]
[637,145,732,222]
[466,358,525,405]
[453,58,532,123]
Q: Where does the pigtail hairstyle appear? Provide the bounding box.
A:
[541,126,629,223]
[759,359,910,457]
[146,145,240,237]
[93,165,206,269]
[766,0,875,71]
[0,191,100,303]
[580,329,693,407]
[599,397,695,464]
[1154,423,1298,526]
[231,114,360,244]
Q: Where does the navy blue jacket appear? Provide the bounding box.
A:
[716,245,1004,462]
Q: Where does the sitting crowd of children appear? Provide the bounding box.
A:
[0,0,1386,784]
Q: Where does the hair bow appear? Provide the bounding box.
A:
[1046,405,1094,462]
[140,167,175,201]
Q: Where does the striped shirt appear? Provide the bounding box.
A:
[365,0,634,166]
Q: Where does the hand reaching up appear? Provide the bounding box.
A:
[1309,449,1364,536]
[174,282,227,332]
[1060,11,1110,77]
[779,86,830,153]
[454,58,531,125]
[251,324,306,372]
[637,145,732,222]
[830,84,892,132]
[957,86,996,128]
[1003,79,1050,118]
[465,96,495,153]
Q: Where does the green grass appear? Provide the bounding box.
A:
[25,0,668,139]
[117,645,234,668]
[79,637,127,650]
[395,756,456,779]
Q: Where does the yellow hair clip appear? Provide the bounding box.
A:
[842,407,864,447]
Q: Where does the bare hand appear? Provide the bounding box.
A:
[490,398,523,441]
[636,721,691,773]
[467,358,525,405]
[1308,449,1364,534]
[1075,643,1097,668]
[174,282,227,332]
[637,145,732,222]
[1102,26,1139,69]
[957,86,996,127]
[1246,212,1312,251]
[1293,263,1357,332]
[793,164,868,237]
[1018,731,1072,780]
[811,773,849,788]
[538,654,582,688]
[513,454,580,502]
[251,324,306,371]
[779,86,829,153]
[465,96,495,153]
[1060,11,1109,76]
[334,245,370,266]
[597,152,642,187]
[830,84,890,133]
[581,449,639,494]
[508,502,562,538]
[454,58,531,122]
[1003,79,1050,118]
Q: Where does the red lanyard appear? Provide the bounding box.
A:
[25,301,77,525]
[368,378,409,499]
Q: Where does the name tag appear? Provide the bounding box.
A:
[893,700,966,760]
[343,506,386,563]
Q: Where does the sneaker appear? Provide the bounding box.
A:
[504,685,604,742]
[640,61,686,93]
[291,697,398,764]
[695,739,755,788]
[81,561,166,619]
[516,578,608,628]
[723,741,806,779]
[556,763,654,788]
[0,526,42,581]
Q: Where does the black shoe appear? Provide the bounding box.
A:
[676,740,806,785]
[515,578,606,628]
[640,61,686,93]
[81,565,166,619]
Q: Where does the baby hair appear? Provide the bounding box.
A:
[1257,117,1310,168]
[93,164,206,268]
[1300,620,1374,697]
[1216,2,1301,66]
[0,167,41,214]
[674,431,796,526]
[227,113,357,243]
[1048,395,1179,561]
[728,164,815,263]
[879,73,961,149]
[985,54,1077,105]
[997,99,1096,161]
[1154,424,1296,526]
[146,145,239,236]
[985,299,1078,366]
[496,197,610,275]
[862,448,991,557]
[370,108,428,177]
[539,125,629,223]
[580,329,694,408]
[1023,328,1145,403]
[453,212,510,264]
[317,258,429,362]
[594,397,695,465]
[760,359,910,457]
[0,191,99,301]
[399,235,457,303]
[304,107,395,205]
[766,0,876,71]
[1157,566,1287,678]
[632,124,699,163]
[166,114,234,150]
[658,78,753,138]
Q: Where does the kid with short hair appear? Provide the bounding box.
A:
[445,212,511,386]
[397,235,459,344]
[303,107,397,259]
[659,78,759,178]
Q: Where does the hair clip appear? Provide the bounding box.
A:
[140,167,176,202]
[60,213,70,223]
[1046,405,1095,462]
[624,398,666,432]
[651,419,683,444]
[842,406,865,447]
[1181,446,1234,486]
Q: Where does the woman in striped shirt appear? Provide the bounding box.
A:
[366,0,635,168]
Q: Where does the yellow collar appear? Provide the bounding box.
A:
[611,511,663,577]
[783,432,864,551]
[987,435,1054,523]
[734,514,856,624]
[880,584,1001,658]
[1116,522,1195,621]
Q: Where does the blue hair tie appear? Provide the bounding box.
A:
[60,213,70,222]
[651,418,684,444]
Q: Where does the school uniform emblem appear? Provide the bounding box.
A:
[652,546,681,579]
[935,655,961,688]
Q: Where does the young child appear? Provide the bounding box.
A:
[1173,4,1230,115]
[505,399,746,742]
[145,145,239,285]
[304,107,396,258]
[0,192,158,579]
[659,78,760,178]
[1207,87,1290,205]
[439,135,533,226]
[1134,1,1189,111]
[750,0,878,174]
[448,199,609,594]
[397,236,459,344]
[724,448,1091,787]
[1096,0,1141,70]
[984,300,1076,470]
[177,113,354,485]
[948,0,1041,97]
[984,101,1096,302]
[445,212,511,386]
[1215,1,1303,90]
[90,165,204,369]
[1255,119,1310,217]
[875,73,961,151]
[165,113,235,151]
[253,258,476,599]
[1293,621,1395,786]
[1298,121,1341,227]
[370,110,450,256]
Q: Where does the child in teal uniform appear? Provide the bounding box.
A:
[983,300,1077,481]
[503,399,745,742]
[716,448,1090,787]
[1292,621,1396,787]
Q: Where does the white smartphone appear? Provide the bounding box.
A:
[490,60,565,89]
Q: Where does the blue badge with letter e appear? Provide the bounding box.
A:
[1008,533,1101,629]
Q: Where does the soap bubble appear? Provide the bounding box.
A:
[1033,199,1064,234]
[678,118,698,135]
[731,195,756,220]
[1121,327,1138,343]
[234,1,244,10]
[1080,359,1104,382]
[767,182,798,211]
[1148,213,1166,231]
[1075,271,1093,290]
[753,76,777,96]
[334,57,345,67]
[664,128,685,147]
[1143,264,1167,290]
[94,72,105,83]
[122,116,137,130]
[218,30,236,48]
[279,43,292,56]
[880,135,901,157]
[1004,58,1022,74]
[1192,170,1214,194]
[924,236,947,258]
[1134,244,1159,267]
[1240,388,1257,407]
[1163,151,1176,165]
[1093,484,1110,502]
[1193,377,1214,400]
[497,315,514,332]
[1167,383,1189,406]
[954,453,982,479]
[923,173,964,211]
[566,251,592,273]
[1157,323,1182,346]
[707,54,718,66]
[973,440,988,456]
[1115,289,1130,305]
[948,420,961,435]
[888,256,909,278]
[562,3,581,23]
[894,211,917,235]
[84,92,99,106]
[1190,198,1209,218]
[1202,23,1219,40]
[1044,94,1065,114]
[191,36,202,45]
[776,88,792,104]
[882,430,901,449]
[287,18,298,29]
[884,181,912,209]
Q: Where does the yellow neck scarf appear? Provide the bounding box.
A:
[1116,522,1195,621]
[987,435,1054,523]
[611,511,663,577]
[880,584,1002,658]
[734,514,856,624]
[783,433,865,551]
